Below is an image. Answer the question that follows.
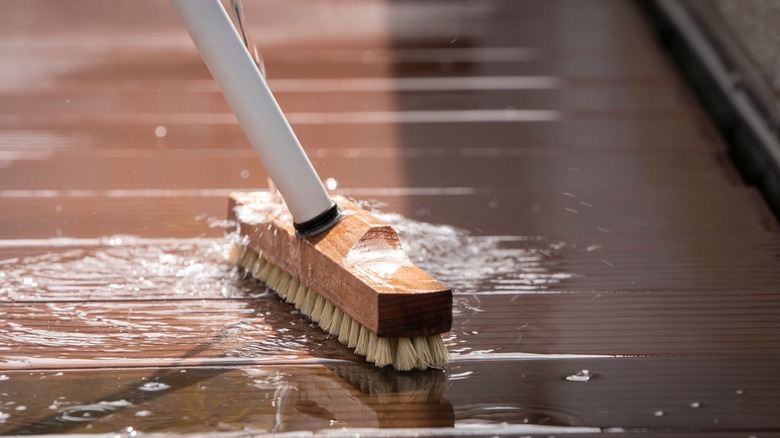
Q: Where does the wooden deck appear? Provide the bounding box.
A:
[1,0,779,435]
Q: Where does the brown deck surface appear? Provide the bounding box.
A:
[2,0,780,435]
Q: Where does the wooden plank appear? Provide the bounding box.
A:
[0,196,226,239]
[2,232,779,300]
[0,87,703,116]
[0,153,739,190]
[0,358,778,434]
[0,118,724,152]
[445,358,780,430]
[452,293,780,355]
[4,232,780,302]
[0,299,357,369]
[2,290,780,368]
[0,187,774,239]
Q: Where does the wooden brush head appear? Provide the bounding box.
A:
[228,192,452,338]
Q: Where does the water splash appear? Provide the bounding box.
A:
[58,400,133,422]
[371,210,578,293]
[112,426,139,438]
[0,238,258,302]
[138,382,171,392]
[565,370,594,382]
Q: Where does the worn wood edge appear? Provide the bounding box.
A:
[228,192,452,337]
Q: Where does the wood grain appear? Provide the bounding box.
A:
[229,193,452,337]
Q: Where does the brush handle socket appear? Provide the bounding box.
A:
[294,202,343,238]
[172,0,336,228]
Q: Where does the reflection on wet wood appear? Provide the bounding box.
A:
[453,293,780,355]
[0,365,452,435]
[1,357,778,434]
[1,0,779,434]
[444,358,780,430]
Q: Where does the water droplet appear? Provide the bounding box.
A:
[114,426,138,438]
[0,412,9,423]
[154,126,167,138]
[240,169,250,179]
[139,382,170,392]
[15,405,27,411]
[22,277,38,287]
[326,177,338,191]
[653,410,664,417]
[690,402,701,408]
[565,369,593,382]
[736,389,744,395]
[0,375,8,381]
[135,410,153,417]
[58,400,133,422]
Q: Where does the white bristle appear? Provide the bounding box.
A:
[427,336,449,368]
[228,245,245,264]
[347,318,361,349]
[283,277,299,303]
[328,307,344,336]
[239,248,256,269]
[250,257,266,278]
[318,301,335,330]
[354,325,370,356]
[395,338,418,371]
[257,259,274,283]
[266,266,283,290]
[230,245,449,371]
[310,294,326,323]
[292,282,307,309]
[276,274,292,300]
[301,287,318,316]
[373,337,395,368]
[412,336,432,370]
[338,314,353,345]
[365,333,378,363]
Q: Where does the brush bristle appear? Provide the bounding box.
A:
[231,245,449,371]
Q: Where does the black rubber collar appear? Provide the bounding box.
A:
[293,202,343,238]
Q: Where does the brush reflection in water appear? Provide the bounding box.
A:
[0,364,451,434]
[246,364,452,431]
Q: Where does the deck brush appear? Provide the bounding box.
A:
[173,0,451,371]
[227,192,451,371]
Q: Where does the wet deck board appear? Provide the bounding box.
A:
[2,358,779,435]
[1,0,779,435]
[1,187,776,239]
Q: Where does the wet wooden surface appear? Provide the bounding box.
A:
[1,0,780,435]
